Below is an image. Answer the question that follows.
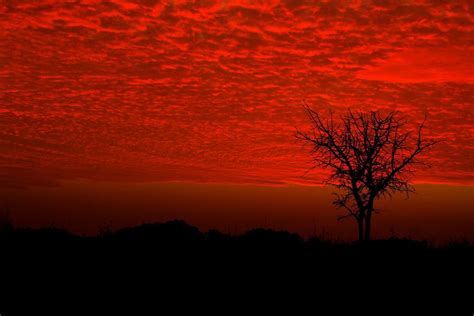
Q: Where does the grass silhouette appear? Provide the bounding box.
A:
[1,220,473,313]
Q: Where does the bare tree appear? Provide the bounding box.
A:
[296,106,436,241]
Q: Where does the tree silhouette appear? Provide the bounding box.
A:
[297,107,436,241]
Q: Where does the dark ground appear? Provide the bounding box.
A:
[1,220,473,314]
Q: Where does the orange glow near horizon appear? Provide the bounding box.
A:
[1,181,473,242]
[0,1,473,239]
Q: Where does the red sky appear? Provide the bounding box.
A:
[0,0,473,239]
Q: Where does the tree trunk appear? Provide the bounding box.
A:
[357,218,364,242]
[364,209,372,241]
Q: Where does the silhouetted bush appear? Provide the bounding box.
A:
[1,219,473,313]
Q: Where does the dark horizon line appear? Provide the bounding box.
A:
[2,218,474,247]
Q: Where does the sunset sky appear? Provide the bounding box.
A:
[1,0,473,240]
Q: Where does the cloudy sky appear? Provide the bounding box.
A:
[0,0,473,239]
